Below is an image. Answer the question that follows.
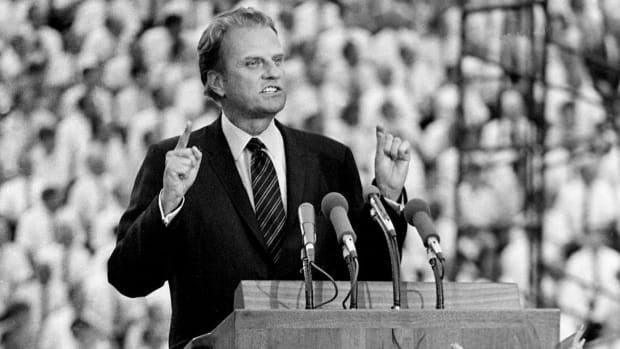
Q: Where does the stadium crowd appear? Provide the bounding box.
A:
[0,0,619,347]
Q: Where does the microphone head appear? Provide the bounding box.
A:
[363,185,381,202]
[320,192,349,217]
[403,198,430,225]
[298,202,315,224]
[298,202,316,244]
[404,198,438,244]
[320,192,356,243]
[298,202,316,261]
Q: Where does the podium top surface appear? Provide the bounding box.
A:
[234,280,523,310]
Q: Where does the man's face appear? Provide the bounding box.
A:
[218,26,286,120]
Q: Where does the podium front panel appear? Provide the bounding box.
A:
[193,309,559,349]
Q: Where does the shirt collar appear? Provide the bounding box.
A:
[221,112,282,160]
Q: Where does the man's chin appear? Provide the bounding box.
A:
[260,97,286,115]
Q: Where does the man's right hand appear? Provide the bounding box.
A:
[162,121,203,214]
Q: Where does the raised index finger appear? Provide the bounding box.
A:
[175,120,193,150]
[375,125,386,156]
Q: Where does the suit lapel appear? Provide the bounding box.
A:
[277,121,308,231]
[202,118,268,253]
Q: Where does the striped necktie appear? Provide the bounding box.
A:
[247,138,286,262]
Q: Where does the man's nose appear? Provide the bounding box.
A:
[262,61,282,79]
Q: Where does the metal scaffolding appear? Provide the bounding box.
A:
[456,0,620,314]
[456,0,549,306]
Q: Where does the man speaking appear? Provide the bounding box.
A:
[108,7,412,349]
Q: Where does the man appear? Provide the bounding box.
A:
[108,7,412,349]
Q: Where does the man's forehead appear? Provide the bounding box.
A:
[223,26,283,57]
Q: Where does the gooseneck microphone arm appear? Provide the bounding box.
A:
[298,203,316,309]
[366,186,401,309]
[388,234,401,309]
[429,250,444,309]
[343,250,359,309]
[301,248,314,309]
[298,201,339,310]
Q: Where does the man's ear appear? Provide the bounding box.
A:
[206,70,225,98]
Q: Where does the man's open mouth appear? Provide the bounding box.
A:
[261,86,281,93]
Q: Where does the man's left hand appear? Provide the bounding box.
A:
[374,125,411,201]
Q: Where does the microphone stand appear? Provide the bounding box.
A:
[370,206,401,309]
[343,252,358,309]
[389,235,401,309]
[428,250,444,309]
[301,248,314,309]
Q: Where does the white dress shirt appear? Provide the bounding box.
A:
[220,113,287,211]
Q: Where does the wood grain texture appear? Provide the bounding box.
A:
[234,280,522,310]
[189,308,560,349]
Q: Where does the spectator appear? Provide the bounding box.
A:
[15,186,64,254]
[558,227,620,339]
[139,12,187,73]
[547,101,581,150]
[114,64,154,129]
[0,155,44,229]
[480,88,535,151]
[80,14,128,67]
[0,217,32,314]
[29,127,67,189]
[127,88,175,165]
[555,147,619,243]
[0,302,36,349]
[67,149,112,236]
[56,93,97,183]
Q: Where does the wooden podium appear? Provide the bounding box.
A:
[185,281,560,348]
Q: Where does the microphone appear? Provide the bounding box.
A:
[405,198,445,309]
[321,192,357,258]
[298,203,316,262]
[404,199,444,261]
[365,185,396,237]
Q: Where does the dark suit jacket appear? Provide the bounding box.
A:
[107,117,407,348]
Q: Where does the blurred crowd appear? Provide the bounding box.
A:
[0,0,620,347]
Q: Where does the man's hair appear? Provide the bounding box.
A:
[197,7,277,101]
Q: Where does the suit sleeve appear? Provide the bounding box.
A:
[107,144,176,297]
[339,147,408,281]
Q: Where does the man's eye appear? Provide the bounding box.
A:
[246,60,261,68]
[274,57,284,66]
